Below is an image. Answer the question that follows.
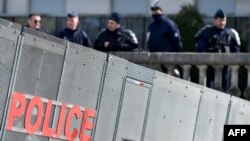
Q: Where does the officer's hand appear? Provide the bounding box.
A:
[104,42,110,48]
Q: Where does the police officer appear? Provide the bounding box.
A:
[195,9,241,92]
[94,12,138,52]
[147,0,182,52]
[27,13,47,33]
[147,0,182,76]
[57,11,91,47]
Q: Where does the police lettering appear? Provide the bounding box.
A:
[6,92,96,141]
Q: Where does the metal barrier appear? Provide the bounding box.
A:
[0,21,21,137]
[0,18,250,141]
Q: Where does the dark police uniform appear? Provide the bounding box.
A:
[147,14,182,76]
[94,27,138,52]
[57,27,91,47]
[147,15,182,52]
[195,25,241,91]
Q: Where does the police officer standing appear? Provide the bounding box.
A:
[57,11,91,47]
[195,9,241,92]
[94,12,138,52]
[147,0,182,52]
[147,0,182,76]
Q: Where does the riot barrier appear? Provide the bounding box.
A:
[0,18,250,141]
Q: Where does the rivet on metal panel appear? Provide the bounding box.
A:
[179,120,182,123]
[13,43,16,46]
[163,115,166,119]
[185,86,188,89]
[94,56,96,59]
[79,87,81,90]
[13,30,17,34]
[112,89,115,92]
[209,118,213,122]
[76,50,79,54]
[168,90,171,93]
[34,37,37,41]
[83,63,86,66]
[37,77,40,80]
[170,81,172,84]
[52,43,56,47]
[184,95,187,98]
[216,95,219,98]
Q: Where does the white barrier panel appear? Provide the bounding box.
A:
[144,72,202,141]
[193,88,230,141]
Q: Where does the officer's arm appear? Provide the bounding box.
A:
[94,30,106,51]
[195,30,208,52]
[169,24,183,52]
[120,30,139,51]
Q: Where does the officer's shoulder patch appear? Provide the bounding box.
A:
[123,29,132,34]
[195,25,212,39]
[122,29,138,44]
[227,28,241,46]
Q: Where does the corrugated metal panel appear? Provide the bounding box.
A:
[14,33,66,100]
[144,72,202,141]
[115,78,151,141]
[93,55,128,141]
[0,24,19,133]
[127,62,155,84]
[56,42,106,108]
[23,27,68,46]
[0,18,22,30]
[228,96,250,124]
[193,88,230,141]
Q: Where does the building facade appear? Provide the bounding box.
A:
[1,0,249,17]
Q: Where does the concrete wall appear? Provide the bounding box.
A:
[6,0,29,15]
[0,0,3,13]
[66,0,111,15]
[235,0,250,16]
[2,0,250,16]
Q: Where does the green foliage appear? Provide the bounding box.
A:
[170,4,204,52]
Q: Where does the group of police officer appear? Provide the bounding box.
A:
[26,0,241,92]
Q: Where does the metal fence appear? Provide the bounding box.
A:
[0,18,250,141]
